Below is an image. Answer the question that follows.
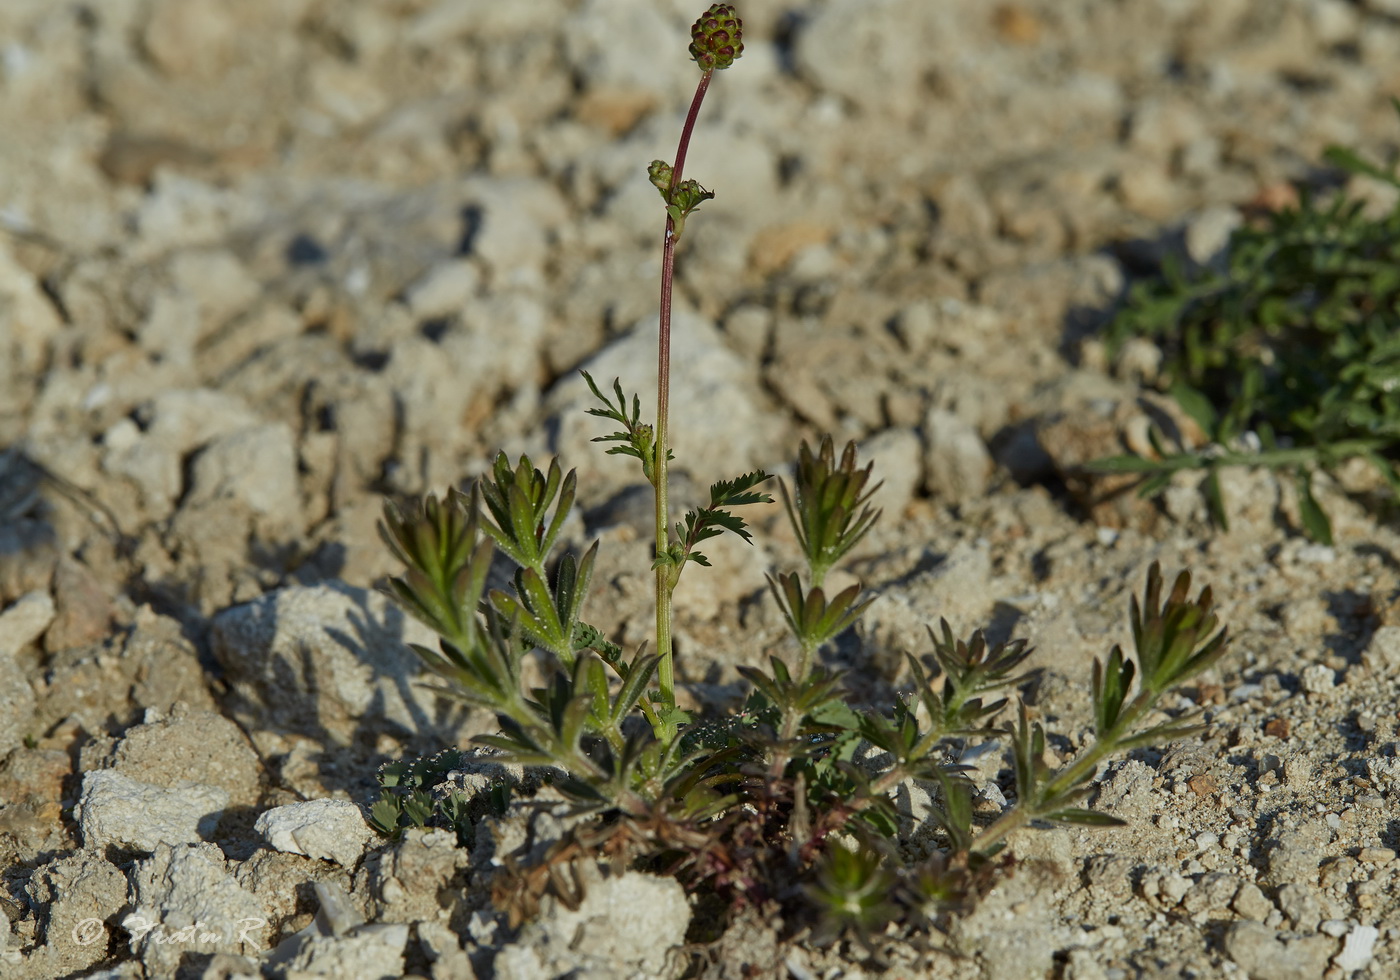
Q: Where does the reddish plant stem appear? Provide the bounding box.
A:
[654,68,714,717]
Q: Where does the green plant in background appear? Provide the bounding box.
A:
[367,748,493,846]
[374,3,1235,950]
[1093,101,1400,544]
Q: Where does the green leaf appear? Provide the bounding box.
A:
[1202,467,1229,531]
[1043,807,1127,828]
[781,437,882,586]
[368,796,403,836]
[1092,645,1134,737]
[1323,145,1400,188]
[709,470,774,508]
[1169,382,1218,434]
[809,699,862,731]
[573,621,624,665]
[581,372,661,481]
[491,571,567,659]
[613,654,659,725]
[1360,449,1400,496]
[1295,470,1334,545]
[930,766,977,852]
[654,704,693,731]
[1115,718,1209,752]
[1087,454,1182,474]
[1130,562,1231,696]
[1132,470,1172,500]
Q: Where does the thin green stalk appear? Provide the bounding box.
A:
[1091,438,1386,476]
[768,701,806,780]
[969,690,1159,854]
[654,68,714,722]
[794,637,818,684]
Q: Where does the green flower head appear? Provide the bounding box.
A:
[689,4,744,72]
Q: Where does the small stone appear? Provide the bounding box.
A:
[1320,856,1359,892]
[977,781,1008,812]
[183,422,302,533]
[1367,755,1400,792]
[992,5,1042,44]
[44,558,112,653]
[254,799,375,868]
[861,427,922,519]
[125,842,267,975]
[497,871,690,980]
[0,647,38,757]
[923,407,993,503]
[1085,854,1136,902]
[274,923,409,978]
[1362,624,1400,672]
[1275,882,1322,930]
[0,590,56,654]
[77,770,229,852]
[1357,847,1395,865]
[1224,922,1334,980]
[1232,882,1274,922]
[1160,874,1192,904]
[208,582,456,745]
[416,920,474,978]
[721,303,772,362]
[1187,773,1218,797]
[141,0,237,81]
[1283,756,1312,791]
[1180,872,1239,916]
[1309,0,1359,43]
[109,704,261,807]
[1118,165,1177,220]
[1334,924,1379,972]
[1264,821,1329,886]
[1263,717,1290,738]
[1320,919,1350,938]
[23,851,129,977]
[1184,206,1243,266]
[1299,663,1336,696]
[403,258,481,319]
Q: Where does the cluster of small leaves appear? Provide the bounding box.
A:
[1095,104,1400,543]
[377,433,779,810]
[380,459,660,810]
[781,436,881,588]
[367,749,483,846]
[482,559,1228,945]
[852,627,1036,828]
[797,564,1230,943]
[659,469,773,577]
[647,161,716,239]
[380,442,1231,950]
[582,372,666,484]
[584,370,774,583]
[766,571,871,664]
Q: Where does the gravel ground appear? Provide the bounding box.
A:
[2,1,1400,977]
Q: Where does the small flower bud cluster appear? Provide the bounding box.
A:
[648,160,674,193]
[689,4,743,72]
